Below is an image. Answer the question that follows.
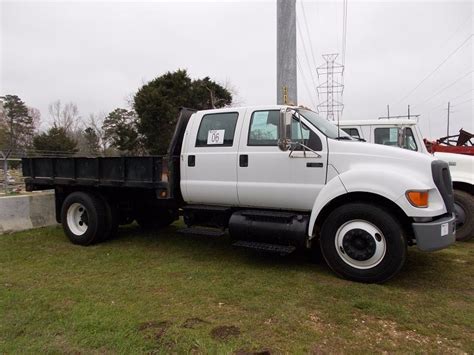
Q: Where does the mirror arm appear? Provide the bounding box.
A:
[288,142,322,158]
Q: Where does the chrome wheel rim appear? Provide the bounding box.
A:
[67,203,88,236]
[335,220,386,269]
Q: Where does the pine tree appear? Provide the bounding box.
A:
[134,70,232,155]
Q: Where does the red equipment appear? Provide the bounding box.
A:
[424,129,474,156]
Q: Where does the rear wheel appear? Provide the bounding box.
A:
[453,190,474,242]
[97,195,119,241]
[136,208,177,230]
[320,203,407,283]
[61,192,107,245]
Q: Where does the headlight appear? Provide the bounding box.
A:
[406,190,429,208]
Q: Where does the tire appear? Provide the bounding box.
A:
[136,208,177,230]
[320,203,407,283]
[453,190,474,242]
[60,191,108,245]
[97,195,119,241]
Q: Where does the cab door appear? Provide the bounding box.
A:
[236,109,327,211]
[180,108,246,206]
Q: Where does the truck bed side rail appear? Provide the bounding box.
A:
[22,156,169,190]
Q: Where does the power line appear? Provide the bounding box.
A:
[420,70,473,105]
[296,18,319,104]
[395,34,473,105]
[297,56,318,110]
[438,13,473,51]
[341,0,348,66]
[449,88,474,102]
[299,1,318,70]
[339,0,348,119]
[452,98,473,107]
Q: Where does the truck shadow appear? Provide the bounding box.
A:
[112,223,466,291]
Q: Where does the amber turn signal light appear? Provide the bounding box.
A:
[406,190,429,208]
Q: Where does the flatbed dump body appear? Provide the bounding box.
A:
[23,156,170,190]
[22,108,196,200]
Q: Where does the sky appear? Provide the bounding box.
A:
[0,0,472,139]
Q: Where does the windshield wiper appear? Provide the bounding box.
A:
[334,136,353,140]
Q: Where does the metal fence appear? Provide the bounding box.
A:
[1,149,78,194]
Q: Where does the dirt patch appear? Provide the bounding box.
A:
[234,349,272,355]
[138,320,171,341]
[210,325,240,341]
[182,317,209,329]
[352,315,463,352]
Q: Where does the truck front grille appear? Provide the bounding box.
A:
[431,160,454,214]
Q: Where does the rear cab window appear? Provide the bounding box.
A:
[341,127,360,138]
[374,126,418,151]
[195,112,239,147]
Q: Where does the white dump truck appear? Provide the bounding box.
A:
[339,119,473,241]
[23,106,456,283]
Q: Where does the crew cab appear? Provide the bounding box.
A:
[22,106,456,283]
[339,119,473,241]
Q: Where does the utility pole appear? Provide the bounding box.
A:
[446,101,451,137]
[277,0,297,105]
[387,105,390,119]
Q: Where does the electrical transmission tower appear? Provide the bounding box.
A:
[317,54,344,121]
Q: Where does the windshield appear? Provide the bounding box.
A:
[296,109,353,140]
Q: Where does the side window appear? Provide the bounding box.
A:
[196,112,239,147]
[402,127,418,151]
[247,110,322,151]
[291,119,322,151]
[341,127,360,138]
[248,110,279,146]
[374,127,399,147]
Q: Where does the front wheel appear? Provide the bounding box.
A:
[453,190,474,242]
[320,203,407,283]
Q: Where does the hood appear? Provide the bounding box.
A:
[327,139,436,184]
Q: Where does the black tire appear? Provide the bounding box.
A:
[97,195,119,241]
[136,208,177,230]
[60,191,108,245]
[453,190,474,242]
[320,203,407,283]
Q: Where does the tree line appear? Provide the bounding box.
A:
[0,69,233,158]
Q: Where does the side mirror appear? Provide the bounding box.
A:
[278,108,292,151]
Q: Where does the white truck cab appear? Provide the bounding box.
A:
[339,119,473,241]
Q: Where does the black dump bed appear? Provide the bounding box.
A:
[23,156,169,189]
[22,108,196,201]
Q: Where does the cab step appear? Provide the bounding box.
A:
[178,227,225,237]
[232,240,296,255]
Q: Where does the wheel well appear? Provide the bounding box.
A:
[453,181,473,195]
[314,192,413,239]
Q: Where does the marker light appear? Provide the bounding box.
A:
[406,190,429,208]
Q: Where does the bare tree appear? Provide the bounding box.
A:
[87,112,107,153]
[221,79,243,107]
[48,100,81,132]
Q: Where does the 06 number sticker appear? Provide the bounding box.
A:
[207,130,225,145]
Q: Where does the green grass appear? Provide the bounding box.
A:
[1,221,473,353]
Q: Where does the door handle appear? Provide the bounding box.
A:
[306,162,323,168]
[239,154,248,167]
[188,155,195,167]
